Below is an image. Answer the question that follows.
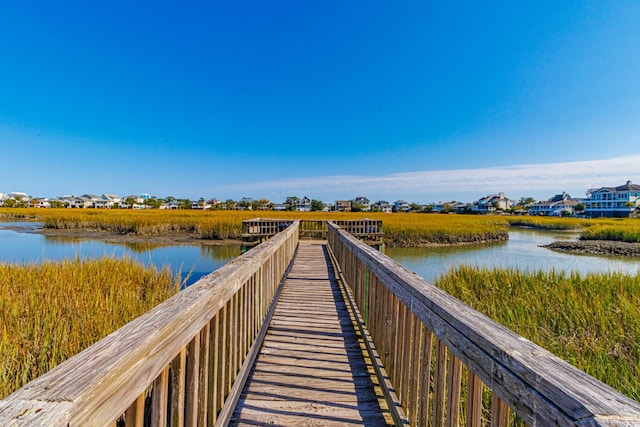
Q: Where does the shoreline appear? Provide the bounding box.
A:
[31,227,243,246]
[542,240,640,257]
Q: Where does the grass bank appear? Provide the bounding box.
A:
[0,208,510,247]
[505,216,591,230]
[580,220,640,243]
[436,266,640,400]
[0,258,181,399]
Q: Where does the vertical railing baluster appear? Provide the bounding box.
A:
[491,395,510,427]
[466,372,484,427]
[417,327,433,427]
[124,393,145,427]
[169,347,187,426]
[151,366,169,426]
[447,354,463,426]
[197,323,209,427]
[432,340,447,427]
[185,335,200,426]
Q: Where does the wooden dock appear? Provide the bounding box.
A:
[230,240,392,426]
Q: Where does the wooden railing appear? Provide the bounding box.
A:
[0,221,300,426]
[242,218,383,248]
[327,221,640,426]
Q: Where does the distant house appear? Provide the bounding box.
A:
[296,196,312,212]
[352,196,371,211]
[102,194,122,208]
[529,192,579,216]
[373,200,392,213]
[472,192,513,214]
[393,200,411,213]
[335,200,352,212]
[584,180,640,218]
[273,203,288,211]
[433,201,466,213]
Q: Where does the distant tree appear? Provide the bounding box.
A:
[351,203,365,212]
[422,204,434,213]
[50,200,66,209]
[518,197,536,207]
[178,199,192,209]
[124,196,137,208]
[3,199,15,207]
[285,196,299,211]
[225,199,235,210]
[575,203,585,213]
[410,203,423,213]
[311,199,326,212]
[145,197,161,209]
[255,198,272,210]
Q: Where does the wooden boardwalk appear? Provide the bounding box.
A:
[230,240,392,426]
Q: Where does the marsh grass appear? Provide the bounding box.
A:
[1,208,511,246]
[506,216,591,230]
[436,266,640,400]
[580,221,640,243]
[0,257,180,398]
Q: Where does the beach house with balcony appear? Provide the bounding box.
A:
[584,180,640,218]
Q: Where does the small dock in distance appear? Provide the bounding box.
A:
[241,218,384,251]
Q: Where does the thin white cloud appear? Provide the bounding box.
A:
[213,155,640,201]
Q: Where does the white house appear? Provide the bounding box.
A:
[102,194,122,208]
[352,196,371,211]
[529,192,580,216]
[584,180,640,218]
[472,193,513,214]
[373,200,392,213]
[296,196,312,212]
[393,200,411,213]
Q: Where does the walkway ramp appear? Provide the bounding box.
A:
[230,240,392,426]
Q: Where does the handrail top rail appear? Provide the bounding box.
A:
[0,221,300,426]
[326,221,640,426]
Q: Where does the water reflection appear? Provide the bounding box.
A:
[0,222,241,286]
[386,228,640,284]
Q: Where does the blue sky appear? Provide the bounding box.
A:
[1,1,639,204]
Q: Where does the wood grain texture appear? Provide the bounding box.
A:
[0,222,299,426]
[230,241,392,426]
[327,222,640,427]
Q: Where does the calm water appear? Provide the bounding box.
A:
[386,227,640,283]
[2,222,639,287]
[0,222,241,286]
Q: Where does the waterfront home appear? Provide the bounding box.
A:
[352,196,371,211]
[372,200,392,213]
[296,196,312,212]
[584,180,640,218]
[102,194,122,208]
[472,192,513,214]
[273,203,288,211]
[335,200,352,212]
[393,200,411,213]
[529,192,580,216]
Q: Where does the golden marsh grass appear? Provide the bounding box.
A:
[0,258,180,399]
[436,266,640,400]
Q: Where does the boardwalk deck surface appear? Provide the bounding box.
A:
[230,240,391,426]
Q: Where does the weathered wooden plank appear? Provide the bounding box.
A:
[230,241,390,426]
[327,222,640,426]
